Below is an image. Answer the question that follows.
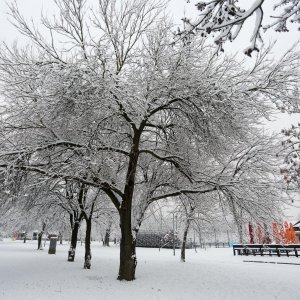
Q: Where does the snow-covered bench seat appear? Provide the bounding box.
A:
[233,244,300,257]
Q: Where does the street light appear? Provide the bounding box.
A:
[172,212,178,256]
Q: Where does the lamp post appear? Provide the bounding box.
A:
[173,212,175,256]
[172,212,178,256]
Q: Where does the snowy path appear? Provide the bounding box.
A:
[0,240,299,300]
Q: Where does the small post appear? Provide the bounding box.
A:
[227,230,230,247]
[173,213,175,256]
[193,230,197,253]
[48,237,57,254]
[68,247,75,261]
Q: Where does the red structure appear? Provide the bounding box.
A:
[247,221,298,245]
[248,223,254,244]
[272,222,298,244]
[288,223,297,244]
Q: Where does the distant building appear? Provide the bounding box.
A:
[293,221,300,243]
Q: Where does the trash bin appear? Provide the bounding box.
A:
[48,237,57,254]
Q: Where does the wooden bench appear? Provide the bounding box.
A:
[233,244,300,257]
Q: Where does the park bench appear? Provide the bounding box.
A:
[233,244,300,257]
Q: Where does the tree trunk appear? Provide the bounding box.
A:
[117,130,142,281]
[181,218,191,262]
[237,222,243,244]
[230,197,243,243]
[236,208,244,244]
[71,221,80,250]
[84,218,92,269]
[68,220,80,261]
[38,233,42,249]
[118,209,137,281]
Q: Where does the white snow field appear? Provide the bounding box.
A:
[0,240,299,300]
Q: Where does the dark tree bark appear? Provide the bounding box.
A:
[117,129,142,281]
[68,209,83,262]
[38,233,42,249]
[181,225,189,262]
[181,205,194,262]
[75,183,99,269]
[84,218,92,269]
[70,221,80,250]
[118,208,137,281]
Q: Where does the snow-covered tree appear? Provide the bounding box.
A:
[280,124,300,188]
[0,0,300,281]
[218,135,288,239]
[73,185,106,269]
[181,0,300,55]
[178,197,196,262]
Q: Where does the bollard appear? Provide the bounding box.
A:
[48,237,57,254]
[68,247,75,261]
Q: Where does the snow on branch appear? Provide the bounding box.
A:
[148,186,217,202]
[280,124,300,187]
[181,0,300,55]
[0,162,124,198]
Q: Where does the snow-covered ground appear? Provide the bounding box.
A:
[0,239,299,300]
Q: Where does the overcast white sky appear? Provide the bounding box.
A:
[0,1,299,218]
